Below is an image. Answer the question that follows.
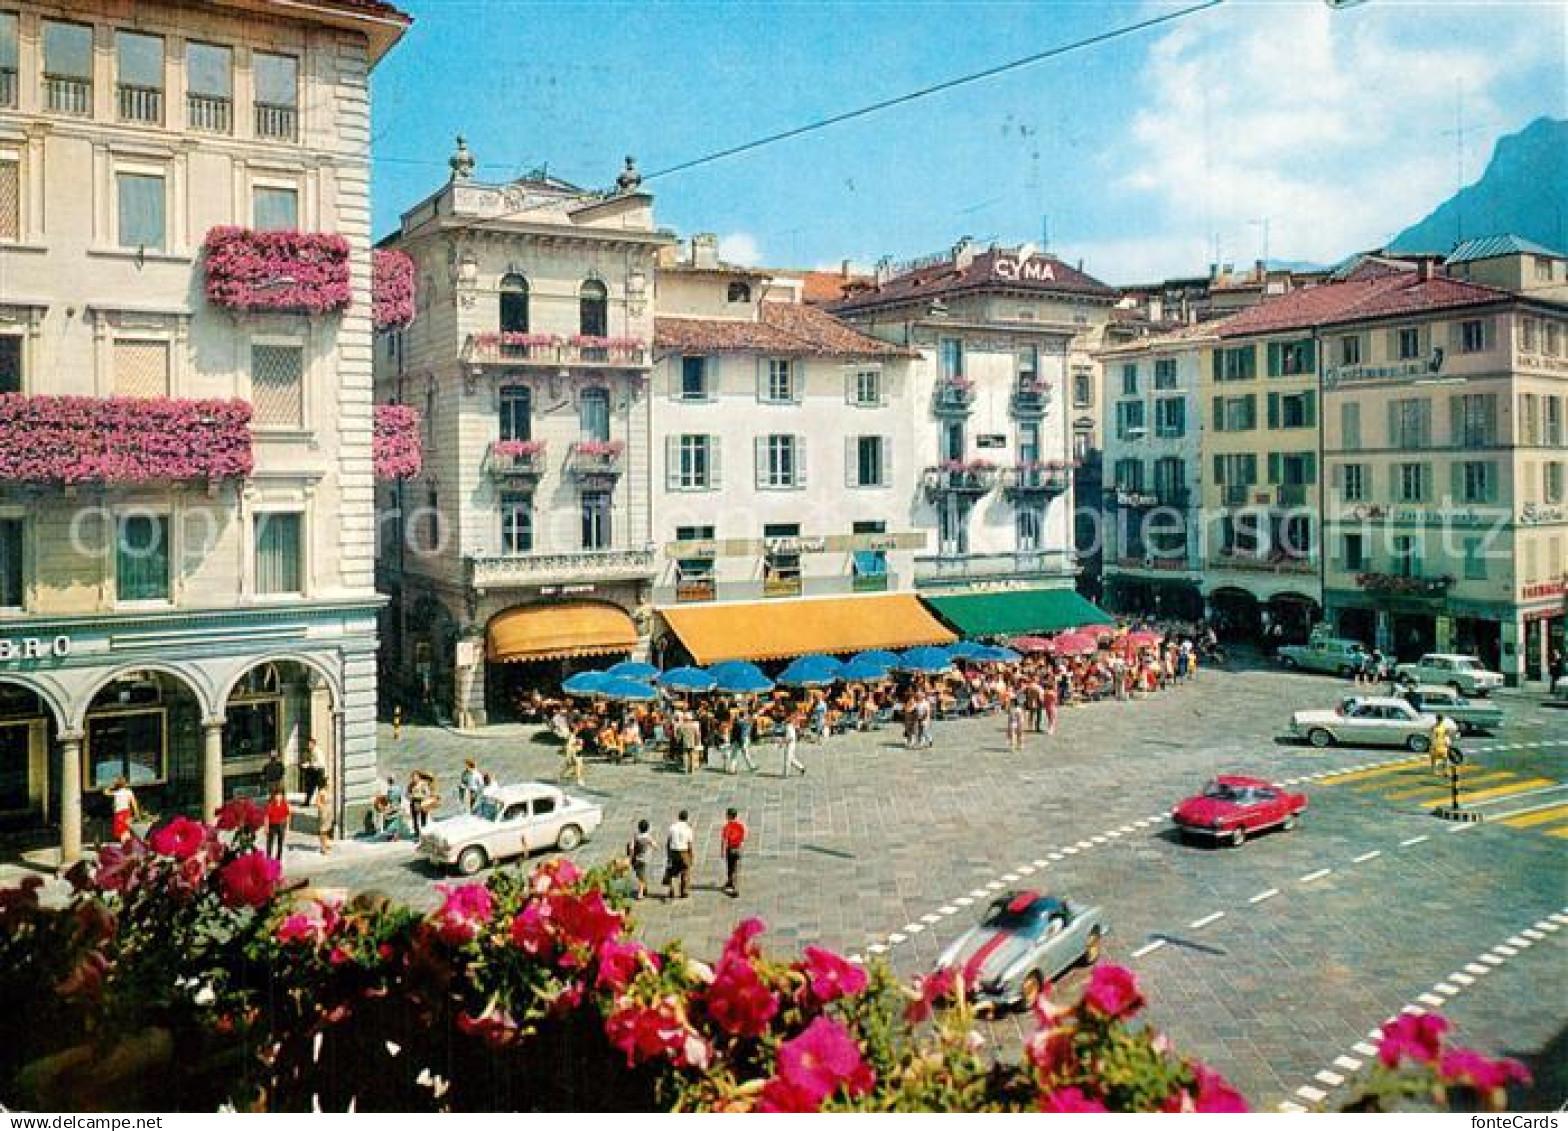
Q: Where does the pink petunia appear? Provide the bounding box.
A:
[1040,1086,1108,1113]
[1377,1012,1450,1068]
[1082,964,1144,1020]
[1438,1047,1531,1092]
[774,1016,875,1107]
[217,851,281,909]
[704,952,779,1039]
[800,945,868,1004]
[433,882,493,946]
[149,816,208,861]
[596,938,658,992]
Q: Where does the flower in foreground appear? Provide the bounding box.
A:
[769,1016,874,1109]
[1438,1048,1531,1093]
[1377,1012,1450,1068]
[218,851,281,909]
[800,945,867,1003]
[1082,963,1144,1020]
[1040,1086,1108,1113]
[433,882,493,946]
[149,816,208,861]
[705,951,779,1038]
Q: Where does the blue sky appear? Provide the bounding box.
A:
[370,1,1567,283]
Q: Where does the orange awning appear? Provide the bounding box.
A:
[487,602,638,663]
[658,594,957,666]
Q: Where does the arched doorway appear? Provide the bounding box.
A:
[219,659,338,802]
[1208,587,1261,643]
[1267,593,1321,646]
[0,681,61,832]
[79,669,207,844]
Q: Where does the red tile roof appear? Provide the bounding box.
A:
[1214,274,1511,338]
[655,303,915,359]
[828,248,1115,315]
[781,269,872,305]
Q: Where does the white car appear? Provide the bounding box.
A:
[1290,696,1439,752]
[1553,675,1568,703]
[418,782,603,876]
[1393,654,1504,697]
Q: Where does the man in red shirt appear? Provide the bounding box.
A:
[719,807,746,898]
[264,787,291,862]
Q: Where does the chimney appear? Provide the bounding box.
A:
[691,233,720,269]
[874,255,895,285]
[1209,262,1219,282]
[840,258,851,279]
[953,236,975,270]
[1255,258,1266,280]
[1417,258,1436,282]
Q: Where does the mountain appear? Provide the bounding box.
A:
[1388,117,1568,255]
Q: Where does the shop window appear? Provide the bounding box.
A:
[763,522,802,598]
[86,709,166,788]
[675,524,716,602]
[0,517,22,608]
[578,279,608,338]
[255,512,303,595]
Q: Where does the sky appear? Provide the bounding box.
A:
[369,0,1568,285]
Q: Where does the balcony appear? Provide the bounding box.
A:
[468,546,657,591]
[1010,382,1050,416]
[914,549,1076,587]
[1276,483,1309,507]
[1113,553,1193,573]
[931,379,975,415]
[117,83,163,124]
[1002,462,1071,497]
[464,333,651,370]
[255,101,297,141]
[1222,485,1253,507]
[485,440,546,483]
[1208,551,1316,575]
[565,440,625,483]
[187,93,232,134]
[1355,571,1454,598]
[922,462,998,498]
[44,75,91,116]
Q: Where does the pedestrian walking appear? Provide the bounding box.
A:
[105,776,139,844]
[627,818,654,900]
[560,727,585,786]
[261,750,286,796]
[665,810,695,900]
[1006,701,1025,752]
[901,693,917,748]
[782,714,806,776]
[408,771,435,839]
[1043,681,1059,736]
[299,739,323,805]
[459,759,484,811]
[264,786,290,861]
[315,781,335,856]
[915,693,933,749]
[1026,680,1045,732]
[727,709,758,774]
[720,807,747,897]
[809,695,829,744]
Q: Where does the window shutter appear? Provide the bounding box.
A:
[1486,460,1498,503]
[1244,394,1257,429]
[1448,394,1462,445]
[1212,396,1224,432]
[1483,394,1498,442]
[1482,317,1496,350]
[1267,342,1282,377]
[1213,454,1225,485]
[881,435,893,487]
[709,436,723,489]
[1303,390,1316,427]
[844,369,855,406]
[1450,459,1463,503]
[1332,462,1344,488]
[1420,462,1433,502]
[665,435,680,490]
[1211,350,1222,382]
[1267,452,1281,485]
[790,361,802,403]
[1419,400,1433,446]
[1267,392,1280,429]
[1303,339,1316,372]
[1387,401,1400,447]
[1302,453,1316,483]
[756,358,768,402]
[845,436,858,488]
[1447,321,1461,351]
[1386,329,1398,359]
[794,435,808,486]
[755,436,767,489]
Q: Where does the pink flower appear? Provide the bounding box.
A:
[1377,1012,1450,1068]
[1040,1086,1108,1113]
[203,227,352,317]
[905,966,956,1024]
[1082,964,1144,1020]
[1187,1065,1250,1113]
[800,945,868,1003]
[217,851,281,909]
[1025,1026,1075,1076]
[510,901,556,959]
[1438,1048,1531,1092]
[373,403,423,480]
[433,882,492,946]
[704,952,779,1039]
[774,1016,875,1106]
[457,1005,520,1048]
[596,938,657,992]
[275,899,339,946]
[604,995,710,1069]
[757,1078,818,1113]
[215,797,266,832]
[552,890,624,956]
[530,857,581,894]
[93,839,150,894]
[372,249,416,332]
[149,816,207,861]
[723,917,768,962]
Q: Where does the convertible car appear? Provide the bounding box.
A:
[934,891,1108,1011]
[1172,775,1307,847]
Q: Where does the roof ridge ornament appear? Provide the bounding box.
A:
[449,134,475,182]
[616,155,642,194]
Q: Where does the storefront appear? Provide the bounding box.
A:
[482,600,639,720]
[924,587,1113,639]
[1521,578,1566,683]
[657,593,955,666]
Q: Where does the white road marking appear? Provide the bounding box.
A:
[1031,858,1050,868]
[1061,847,1079,855]
[984,880,1005,891]
[1522,928,1545,940]
[905,923,925,935]
[954,896,974,907]
[1190,911,1225,929]
[1434,983,1460,995]
[1449,972,1475,986]
[1334,1056,1364,1073]
[1479,954,1504,966]
[1104,830,1122,839]
[1299,868,1333,883]
[1296,1085,1327,1103]
[1399,835,1429,847]
[967,889,989,900]
[1314,1069,1345,1087]
[1131,939,1168,958]
[1016,864,1036,876]
[1001,873,1019,883]
[1279,1101,1308,1113]
[1352,850,1382,863]
[1048,852,1065,861]
[1492,944,1518,957]
[1464,962,1491,975]
[1091,835,1109,844]
[938,905,957,916]
[866,944,887,955]
[1400,1005,1426,1016]
[1074,841,1094,850]
[1506,936,1530,948]
[1417,993,1446,1007]
[1249,887,1281,904]
[1538,920,1560,932]
[849,954,864,965]
[920,914,942,925]
[1117,825,1136,834]
[1352,1042,1379,1058]
[888,933,907,944]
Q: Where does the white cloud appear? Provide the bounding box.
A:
[718,232,763,266]
[1118,3,1556,273]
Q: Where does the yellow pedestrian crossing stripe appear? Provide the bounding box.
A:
[1547,826,1568,839]
[1499,804,1568,829]
[1394,778,1557,807]
[1381,771,1514,800]
[1320,759,1424,786]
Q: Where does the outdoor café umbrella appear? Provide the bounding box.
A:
[1049,633,1099,657]
[600,676,659,703]
[895,645,954,674]
[975,644,1022,664]
[947,641,993,662]
[1125,630,1164,648]
[839,656,892,683]
[850,649,900,668]
[658,666,716,694]
[778,654,845,687]
[710,661,775,695]
[1009,636,1052,654]
[562,671,612,698]
[606,660,659,681]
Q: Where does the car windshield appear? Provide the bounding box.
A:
[1202,781,1244,802]
[475,797,504,821]
[1452,659,1479,671]
[981,896,1062,933]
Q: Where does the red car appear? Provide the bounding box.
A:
[1172,775,1306,847]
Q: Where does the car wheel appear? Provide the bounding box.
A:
[1407,733,1431,754]
[1337,665,1353,678]
[1281,656,1297,669]
[1084,929,1103,965]
[1282,813,1300,832]
[556,824,584,852]
[456,846,488,877]
[1308,728,1334,749]
[1448,681,1465,697]
[1021,971,1045,1010]
[1229,825,1247,847]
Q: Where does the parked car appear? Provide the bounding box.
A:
[1552,675,1568,703]
[1400,685,1505,734]
[1290,696,1439,751]
[1171,776,1307,847]
[1393,653,1504,696]
[1277,637,1369,677]
[934,891,1108,1012]
[418,782,603,875]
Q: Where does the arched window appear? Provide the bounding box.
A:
[499,385,531,442]
[727,281,752,303]
[579,279,608,338]
[579,386,610,442]
[499,273,529,334]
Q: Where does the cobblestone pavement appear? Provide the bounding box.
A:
[278,661,1566,1110]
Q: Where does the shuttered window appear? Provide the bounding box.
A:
[252,344,304,428]
[113,340,170,398]
[0,159,19,241]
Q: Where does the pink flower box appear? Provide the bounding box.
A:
[493,439,546,459]
[203,227,352,317]
[373,403,423,479]
[372,249,416,332]
[0,395,253,484]
[572,439,625,459]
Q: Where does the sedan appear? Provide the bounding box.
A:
[1291,696,1438,752]
[1400,685,1504,734]
[418,782,604,876]
[1172,775,1307,847]
[935,891,1108,1011]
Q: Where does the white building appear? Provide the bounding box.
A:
[0,0,408,856]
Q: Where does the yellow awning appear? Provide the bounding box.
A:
[658,594,958,666]
[487,602,638,663]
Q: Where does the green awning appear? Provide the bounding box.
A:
[923,588,1115,638]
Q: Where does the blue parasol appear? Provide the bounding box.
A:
[976,645,1023,664]
[710,661,775,695]
[894,646,954,674]
[778,654,845,687]
[657,666,716,693]
[562,671,612,697]
[839,657,892,682]
[850,649,900,668]
[606,660,659,682]
[600,676,659,702]
[947,641,994,661]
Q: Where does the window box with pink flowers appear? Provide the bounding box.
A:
[567,439,625,479]
[486,438,546,480]
[373,403,423,480]
[372,249,416,332]
[203,227,352,317]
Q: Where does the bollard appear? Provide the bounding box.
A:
[394,704,402,741]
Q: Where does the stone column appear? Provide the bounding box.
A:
[59,731,84,864]
[202,718,226,821]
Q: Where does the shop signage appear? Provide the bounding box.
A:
[1380,507,1496,527]
[765,536,826,554]
[976,434,1007,449]
[0,635,71,662]
[992,256,1058,283]
[1519,503,1565,526]
[1521,579,1565,601]
[540,584,596,595]
[1116,490,1159,508]
[1324,349,1445,388]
